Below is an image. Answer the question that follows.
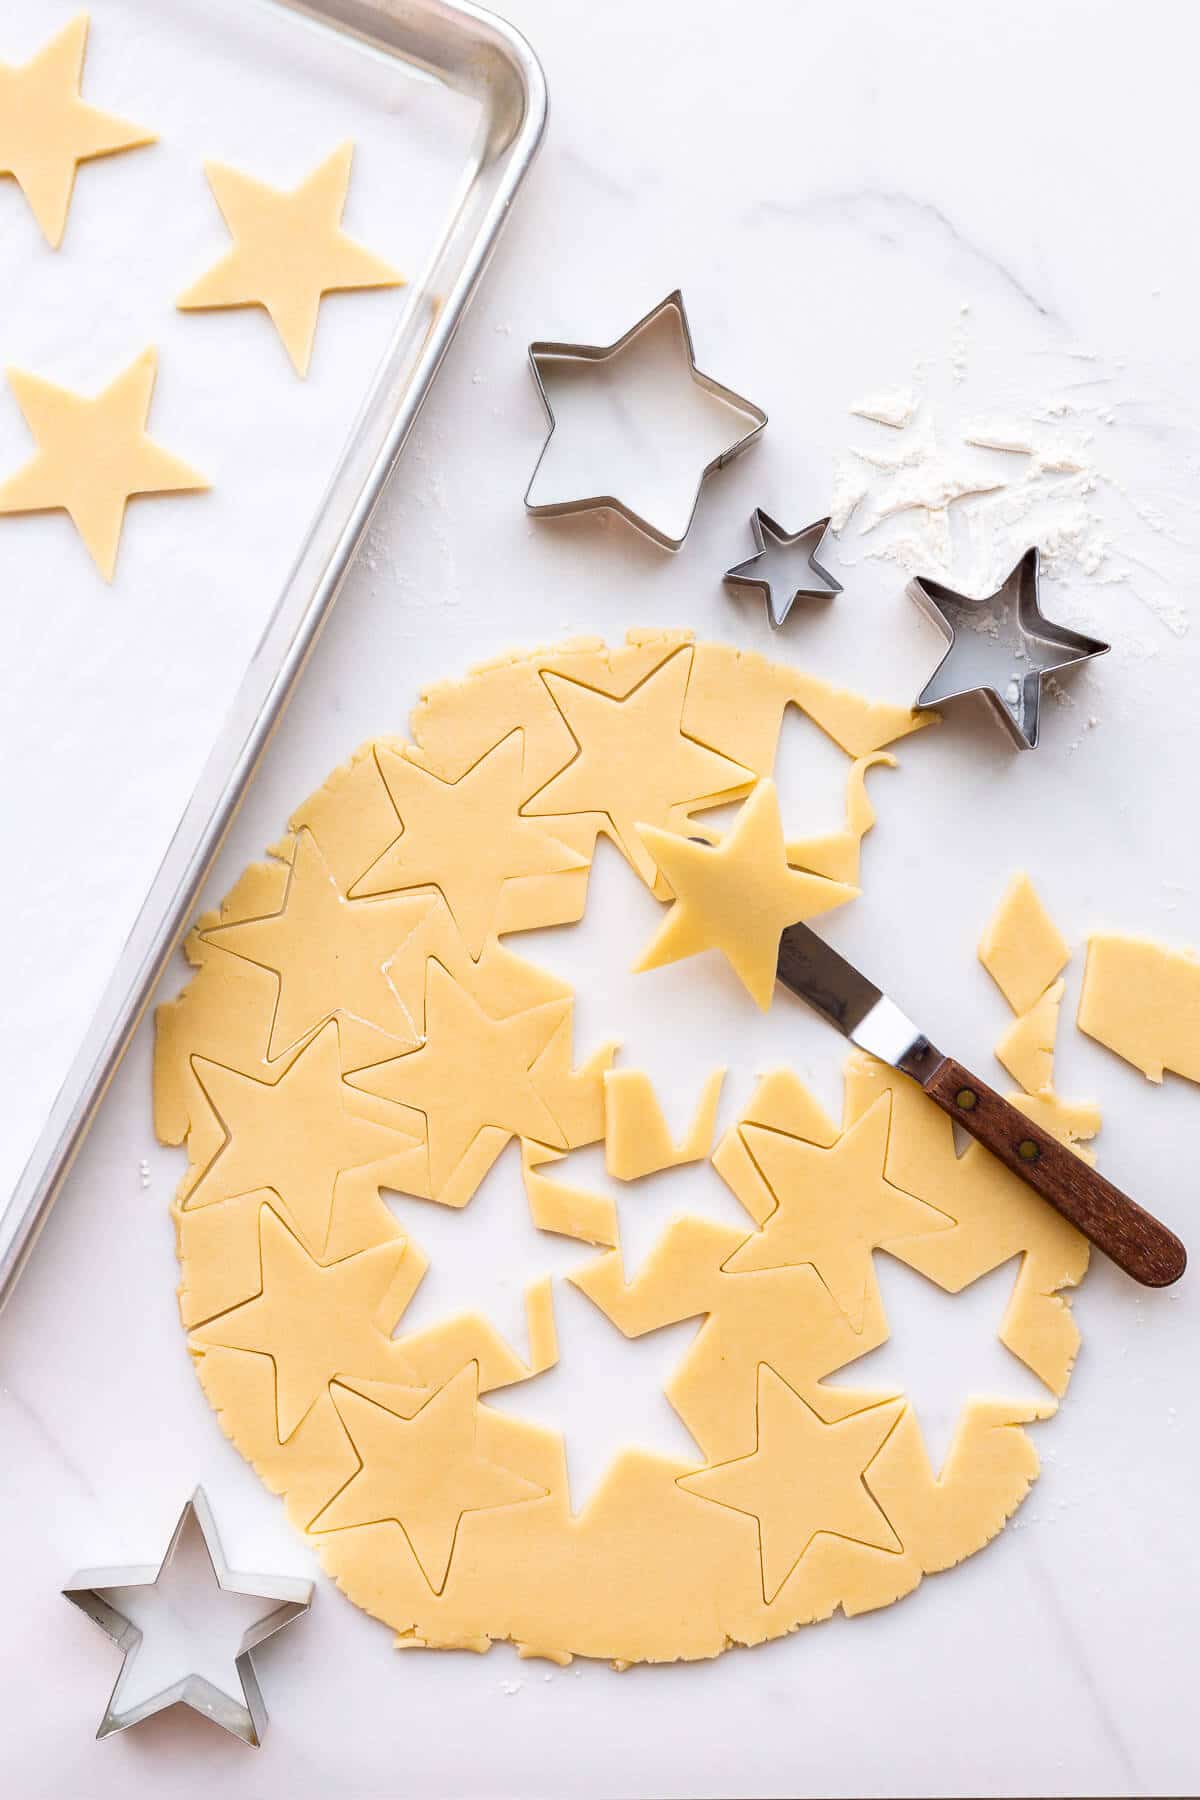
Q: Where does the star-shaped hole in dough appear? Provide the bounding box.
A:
[0,347,208,580]
[353,732,587,959]
[191,1206,424,1441]
[523,649,755,887]
[724,1095,953,1329]
[0,13,156,248]
[678,1366,903,1604]
[177,141,404,376]
[348,960,570,1199]
[312,1363,546,1593]
[188,1021,419,1256]
[204,830,436,1058]
[634,779,859,1009]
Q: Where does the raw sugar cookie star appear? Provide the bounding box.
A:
[189,1021,418,1255]
[348,959,569,1196]
[177,141,404,376]
[0,347,208,580]
[678,1367,902,1602]
[0,12,155,248]
[524,649,754,887]
[726,1095,952,1328]
[634,779,858,1008]
[354,733,587,958]
[313,1364,546,1591]
[191,1207,424,1441]
[205,829,436,1056]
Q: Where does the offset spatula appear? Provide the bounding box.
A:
[776,922,1187,1288]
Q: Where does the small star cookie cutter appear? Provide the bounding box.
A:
[524,289,767,550]
[63,1488,312,1747]
[724,509,842,628]
[910,546,1110,749]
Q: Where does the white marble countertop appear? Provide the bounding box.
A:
[2,1,1199,1795]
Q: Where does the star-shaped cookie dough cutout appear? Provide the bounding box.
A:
[634,779,859,1008]
[679,1367,902,1602]
[525,290,766,548]
[177,141,404,376]
[0,347,208,579]
[349,960,569,1197]
[313,1364,545,1591]
[0,13,155,248]
[726,1096,951,1327]
[205,830,435,1057]
[523,650,754,887]
[911,546,1109,749]
[189,1021,418,1255]
[353,733,587,958]
[191,1207,424,1440]
[724,511,842,629]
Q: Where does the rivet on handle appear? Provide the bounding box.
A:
[1017,1138,1041,1162]
[955,1088,977,1111]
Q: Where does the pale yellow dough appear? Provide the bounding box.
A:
[0,13,155,248]
[178,142,404,377]
[979,872,1069,1015]
[995,978,1063,1095]
[156,633,1084,1666]
[1078,933,1200,1083]
[0,348,208,580]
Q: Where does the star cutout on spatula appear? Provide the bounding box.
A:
[177,141,404,376]
[313,1364,546,1592]
[724,510,842,629]
[678,1366,903,1603]
[524,290,766,549]
[0,347,208,579]
[0,13,156,248]
[633,779,859,1008]
[910,546,1109,749]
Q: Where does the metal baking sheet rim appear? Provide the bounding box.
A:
[0,0,548,1310]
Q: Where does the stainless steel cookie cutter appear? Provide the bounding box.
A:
[724,509,842,628]
[910,546,1109,748]
[63,1488,312,1747]
[524,289,767,550]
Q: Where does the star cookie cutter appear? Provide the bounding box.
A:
[910,546,1110,749]
[63,1488,312,1747]
[524,289,767,550]
[724,509,842,628]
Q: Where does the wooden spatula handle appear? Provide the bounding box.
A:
[920,1055,1187,1287]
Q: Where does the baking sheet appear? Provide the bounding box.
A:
[4,0,1200,1794]
[0,0,479,1209]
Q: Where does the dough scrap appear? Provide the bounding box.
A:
[0,347,208,580]
[0,12,155,248]
[634,780,858,1008]
[603,1067,725,1181]
[178,141,404,376]
[157,635,1083,1664]
[978,872,1069,1015]
[1078,933,1200,1084]
[995,977,1063,1095]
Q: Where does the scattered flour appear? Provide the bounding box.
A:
[849,387,918,430]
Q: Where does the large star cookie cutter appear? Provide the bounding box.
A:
[524,290,767,551]
[63,1488,312,1747]
[910,546,1109,749]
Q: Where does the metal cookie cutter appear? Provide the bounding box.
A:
[910,546,1109,749]
[63,1488,312,1747]
[724,509,842,628]
[524,289,767,550]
